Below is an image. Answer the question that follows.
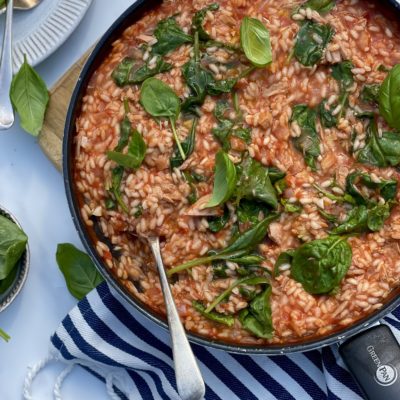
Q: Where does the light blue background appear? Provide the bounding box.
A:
[0,1,136,398]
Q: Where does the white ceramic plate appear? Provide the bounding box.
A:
[0,0,93,70]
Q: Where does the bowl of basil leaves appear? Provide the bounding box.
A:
[0,206,29,313]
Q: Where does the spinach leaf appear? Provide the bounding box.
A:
[379,64,400,130]
[0,267,18,294]
[233,127,252,144]
[273,250,295,277]
[239,286,273,339]
[115,100,133,152]
[208,206,230,232]
[140,77,185,160]
[151,17,193,56]
[293,21,334,67]
[205,275,269,312]
[331,204,390,234]
[236,156,279,209]
[168,215,278,276]
[237,200,270,225]
[110,166,129,213]
[299,0,336,14]
[318,99,337,128]
[345,171,397,205]
[206,150,237,208]
[56,243,104,300]
[170,118,198,169]
[317,208,338,223]
[361,84,380,104]
[10,55,49,136]
[111,58,135,87]
[240,17,272,68]
[192,3,219,41]
[182,171,198,204]
[291,236,352,294]
[192,300,234,326]
[267,167,286,183]
[331,61,354,119]
[313,183,356,204]
[0,328,10,343]
[212,119,234,151]
[290,104,320,170]
[355,119,400,167]
[107,130,147,169]
[281,199,302,213]
[0,215,28,281]
[206,77,239,96]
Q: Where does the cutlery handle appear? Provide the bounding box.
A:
[0,0,14,130]
[148,237,205,400]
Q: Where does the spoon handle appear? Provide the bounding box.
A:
[0,0,14,130]
[148,237,205,400]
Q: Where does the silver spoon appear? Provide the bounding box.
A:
[147,236,205,400]
[0,0,43,130]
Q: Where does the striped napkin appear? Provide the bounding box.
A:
[24,282,400,400]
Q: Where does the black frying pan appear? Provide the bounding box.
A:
[63,1,400,398]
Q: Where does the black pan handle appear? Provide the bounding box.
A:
[339,324,400,400]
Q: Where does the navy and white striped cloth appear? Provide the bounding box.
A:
[45,282,400,399]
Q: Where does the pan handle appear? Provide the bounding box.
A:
[339,324,400,400]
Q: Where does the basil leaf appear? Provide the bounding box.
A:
[345,171,397,205]
[291,236,352,294]
[361,84,380,104]
[290,104,320,170]
[240,17,272,68]
[206,150,237,208]
[206,275,269,312]
[10,55,49,136]
[273,250,295,277]
[56,243,104,300]
[355,119,400,167]
[0,215,28,280]
[236,156,279,209]
[192,300,234,326]
[207,206,230,233]
[168,215,277,276]
[293,21,334,67]
[110,166,129,213]
[151,17,193,56]
[299,0,336,14]
[170,118,198,169]
[192,3,219,41]
[239,286,273,339]
[140,78,185,160]
[318,99,337,128]
[107,131,147,169]
[379,64,400,130]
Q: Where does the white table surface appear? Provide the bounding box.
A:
[0,1,137,398]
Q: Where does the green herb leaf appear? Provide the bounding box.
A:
[206,150,237,208]
[0,267,18,294]
[107,131,147,169]
[240,17,272,68]
[318,99,337,128]
[10,55,49,136]
[170,118,198,169]
[236,156,279,209]
[0,215,27,281]
[237,199,270,225]
[379,64,400,130]
[111,58,135,87]
[192,3,219,41]
[207,206,230,232]
[115,104,133,152]
[192,300,234,326]
[110,166,129,213]
[299,0,336,14]
[152,17,193,56]
[290,104,320,170]
[239,286,273,339]
[313,183,356,205]
[293,21,334,67]
[273,250,294,277]
[361,84,380,104]
[332,61,354,90]
[206,275,269,312]
[291,236,352,294]
[56,243,104,300]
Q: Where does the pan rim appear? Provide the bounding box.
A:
[62,0,400,355]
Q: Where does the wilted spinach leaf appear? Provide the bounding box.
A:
[110,166,128,213]
[56,243,104,300]
[273,250,295,277]
[239,286,273,339]
[293,21,334,67]
[361,84,380,104]
[296,0,336,14]
[318,99,337,128]
[331,61,354,119]
[152,17,193,56]
[170,118,198,169]
[192,300,234,326]
[291,236,352,294]
[237,200,270,225]
[290,104,320,170]
[208,206,230,232]
[379,64,400,130]
[192,3,219,41]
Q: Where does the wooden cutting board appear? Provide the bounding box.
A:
[38,47,94,171]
